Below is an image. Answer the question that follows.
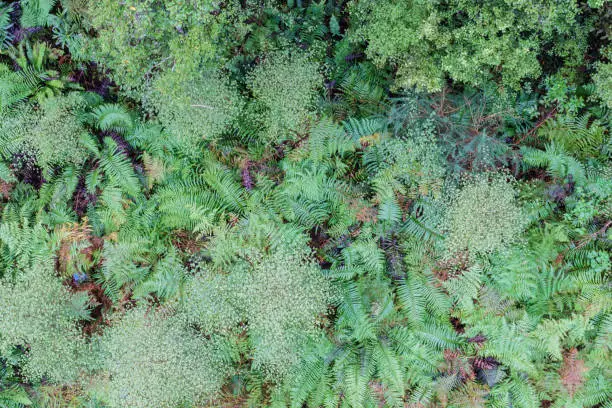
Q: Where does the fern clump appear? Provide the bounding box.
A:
[96,306,229,408]
[445,174,526,255]
[0,262,90,384]
[247,51,322,143]
[185,245,331,381]
[151,69,244,144]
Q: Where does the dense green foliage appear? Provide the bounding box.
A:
[350,0,591,91]
[0,1,610,407]
[444,174,526,255]
[95,306,229,408]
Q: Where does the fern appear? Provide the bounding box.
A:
[397,270,450,326]
[132,248,185,300]
[0,2,13,49]
[91,103,134,134]
[343,116,386,144]
[0,64,38,112]
[522,143,586,186]
[97,241,150,302]
[0,160,15,182]
[20,0,57,28]
[99,137,142,198]
[0,386,32,408]
[539,114,609,161]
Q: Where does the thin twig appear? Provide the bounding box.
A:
[190,104,215,109]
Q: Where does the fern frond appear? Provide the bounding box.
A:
[522,143,586,185]
[133,248,185,300]
[99,137,142,198]
[91,104,134,135]
[20,0,57,28]
[0,2,14,49]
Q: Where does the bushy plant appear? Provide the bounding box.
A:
[0,262,90,384]
[84,0,223,99]
[592,47,612,109]
[184,245,331,381]
[246,51,322,144]
[445,173,526,255]
[27,94,91,171]
[151,68,244,144]
[96,305,229,408]
[182,265,246,335]
[243,248,330,379]
[0,93,91,173]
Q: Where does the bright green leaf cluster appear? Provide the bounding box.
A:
[350,0,589,91]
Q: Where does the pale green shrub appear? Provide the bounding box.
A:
[0,262,90,384]
[593,48,612,109]
[152,69,244,144]
[97,306,229,408]
[184,246,331,381]
[28,94,90,171]
[445,174,526,255]
[244,248,330,379]
[247,51,322,143]
[0,93,91,172]
[182,266,246,334]
[0,92,88,170]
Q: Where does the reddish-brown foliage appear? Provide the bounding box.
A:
[559,348,587,397]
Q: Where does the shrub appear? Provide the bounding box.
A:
[593,48,612,109]
[0,93,91,173]
[151,68,244,144]
[445,173,526,255]
[0,262,90,384]
[247,51,322,144]
[244,248,330,380]
[97,306,229,408]
[184,245,331,381]
[182,266,246,335]
[27,94,91,171]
